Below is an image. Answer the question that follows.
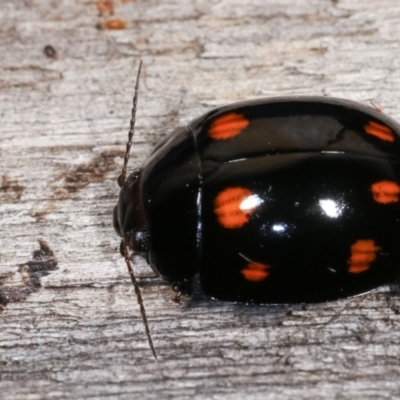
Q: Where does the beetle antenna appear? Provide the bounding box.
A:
[118,59,143,188]
[121,237,157,359]
[117,60,157,359]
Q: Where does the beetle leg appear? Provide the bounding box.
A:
[171,279,193,304]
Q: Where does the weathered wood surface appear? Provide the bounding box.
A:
[2,0,400,398]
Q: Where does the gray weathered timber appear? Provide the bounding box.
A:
[2,0,400,398]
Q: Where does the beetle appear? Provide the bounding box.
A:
[114,62,400,356]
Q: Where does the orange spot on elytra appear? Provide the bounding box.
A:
[209,113,249,140]
[241,262,270,282]
[371,181,400,204]
[348,239,381,274]
[214,187,257,228]
[364,121,395,142]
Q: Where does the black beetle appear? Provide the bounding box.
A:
[114,61,400,357]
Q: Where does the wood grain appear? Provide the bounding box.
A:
[2,0,400,398]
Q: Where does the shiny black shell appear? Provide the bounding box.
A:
[117,97,400,303]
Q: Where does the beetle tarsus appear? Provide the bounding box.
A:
[172,291,182,304]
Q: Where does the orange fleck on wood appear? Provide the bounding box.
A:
[209,113,249,140]
[364,121,395,142]
[371,180,400,204]
[214,187,255,228]
[348,239,381,274]
[241,262,270,282]
[97,0,114,14]
[104,19,126,30]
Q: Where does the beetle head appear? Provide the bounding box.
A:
[113,169,149,255]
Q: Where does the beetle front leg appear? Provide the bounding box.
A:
[171,278,193,304]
